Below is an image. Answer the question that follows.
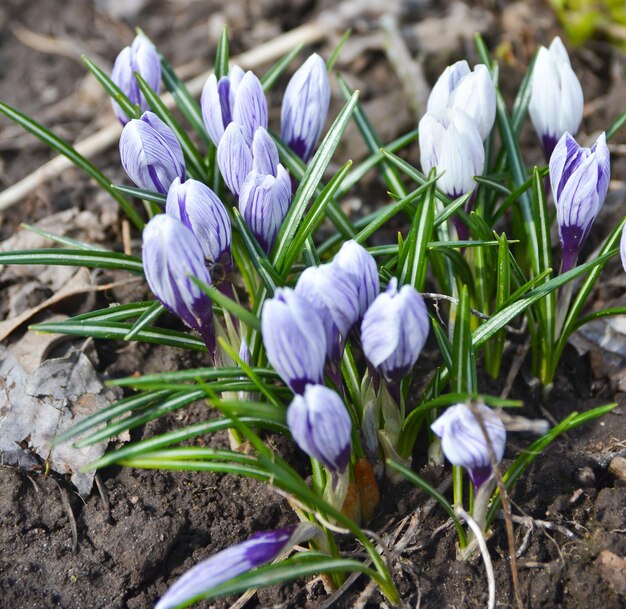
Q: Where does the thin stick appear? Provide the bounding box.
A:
[455,506,495,609]
[0,22,327,212]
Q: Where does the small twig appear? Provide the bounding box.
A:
[500,338,530,399]
[55,480,78,553]
[455,506,495,609]
[421,293,526,334]
[94,473,112,525]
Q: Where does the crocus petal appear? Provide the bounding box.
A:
[155,524,319,609]
[427,60,470,115]
[165,177,231,263]
[217,122,253,196]
[529,37,583,157]
[431,403,506,490]
[142,214,214,353]
[261,288,327,394]
[119,112,185,194]
[333,240,380,317]
[252,127,279,176]
[361,278,429,383]
[232,71,268,146]
[295,262,360,360]
[450,64,496,141]
[280,53,330,162]
[287,384,352,474]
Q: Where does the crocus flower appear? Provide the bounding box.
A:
[333,240,380,318]
[361,278,429,384]
[110,34,161,125]
[239,165,291,253]
[529,37,584,159]
[201,66,267,146]
[119,111,185,194]
[165,177,231,265]
[142,214,215,354]
[217,125,280,197]
[549,132,610,272]
[431,403,506,490]
[427,60,496,141]
[261,288,327,394]
[621,223,626,274]
[419,108,485,200]
[295,262,360,361]
[281,53,330,162]
[155,523,319,609]
[288,384,352,476]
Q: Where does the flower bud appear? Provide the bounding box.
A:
[361,278,429,383]
[295,262,360,361]
[201,66,267,146]
[239,165,291,253]
[217,122,253,196]
[110,34,161,125]
[333,240,380,318]
[287,384,352,475]
[155,523,319,609]
[281,53,330,162]
[261,288,327,394]
[427,61,495,141]
[419,108,484,199]
[529,37,584,158]
[165,177,231,265]
[142,214,214,354]
[431,403,506,490]
[119,111,185,194]
[549,132,610,272]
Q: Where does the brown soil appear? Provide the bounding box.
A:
[1,1,625,609]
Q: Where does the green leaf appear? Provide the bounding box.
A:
[215,26,229,79]
[124,301,166,340]
[111,183,168,205]
[0,101,144,229]
[272,91,359,273]
[327,29,352,71]
[82,55,140,122]
[31,319,206,351]
[0,249,143,274]
[135,72,208,181]
[191,276,262,331]
[68,301,156,323]
[281,160,353,275]
[398,171,435,290]
[451,285,476,393]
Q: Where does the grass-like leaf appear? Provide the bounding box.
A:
[21,223,109,251]
[124,301,167,340]
[108,366,278,387]
[111,183,168,205]
[261,44,303,91]
[0,249,143,274]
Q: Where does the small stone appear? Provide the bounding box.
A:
[596,550,626,596]
[608,456,626,482]
[576,466,596,486]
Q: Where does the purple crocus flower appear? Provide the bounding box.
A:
[333,240,380,318]
[239,165,291,254]
[165,177,231,266]
[529,37,584,159]
[549,131,610,273]
[431,403,506,490]
[427,60,495,141]
[294,262,360,361]
[155,523,319,609]
[287,384,352,476]
[142,214,215,355]
[119,111,185,194]
[261,288,327,394]
[201,66,267,146]
[361,278,429,384]
[110,34,161,125]
[281,53,330,162]
[419,108,485,200]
